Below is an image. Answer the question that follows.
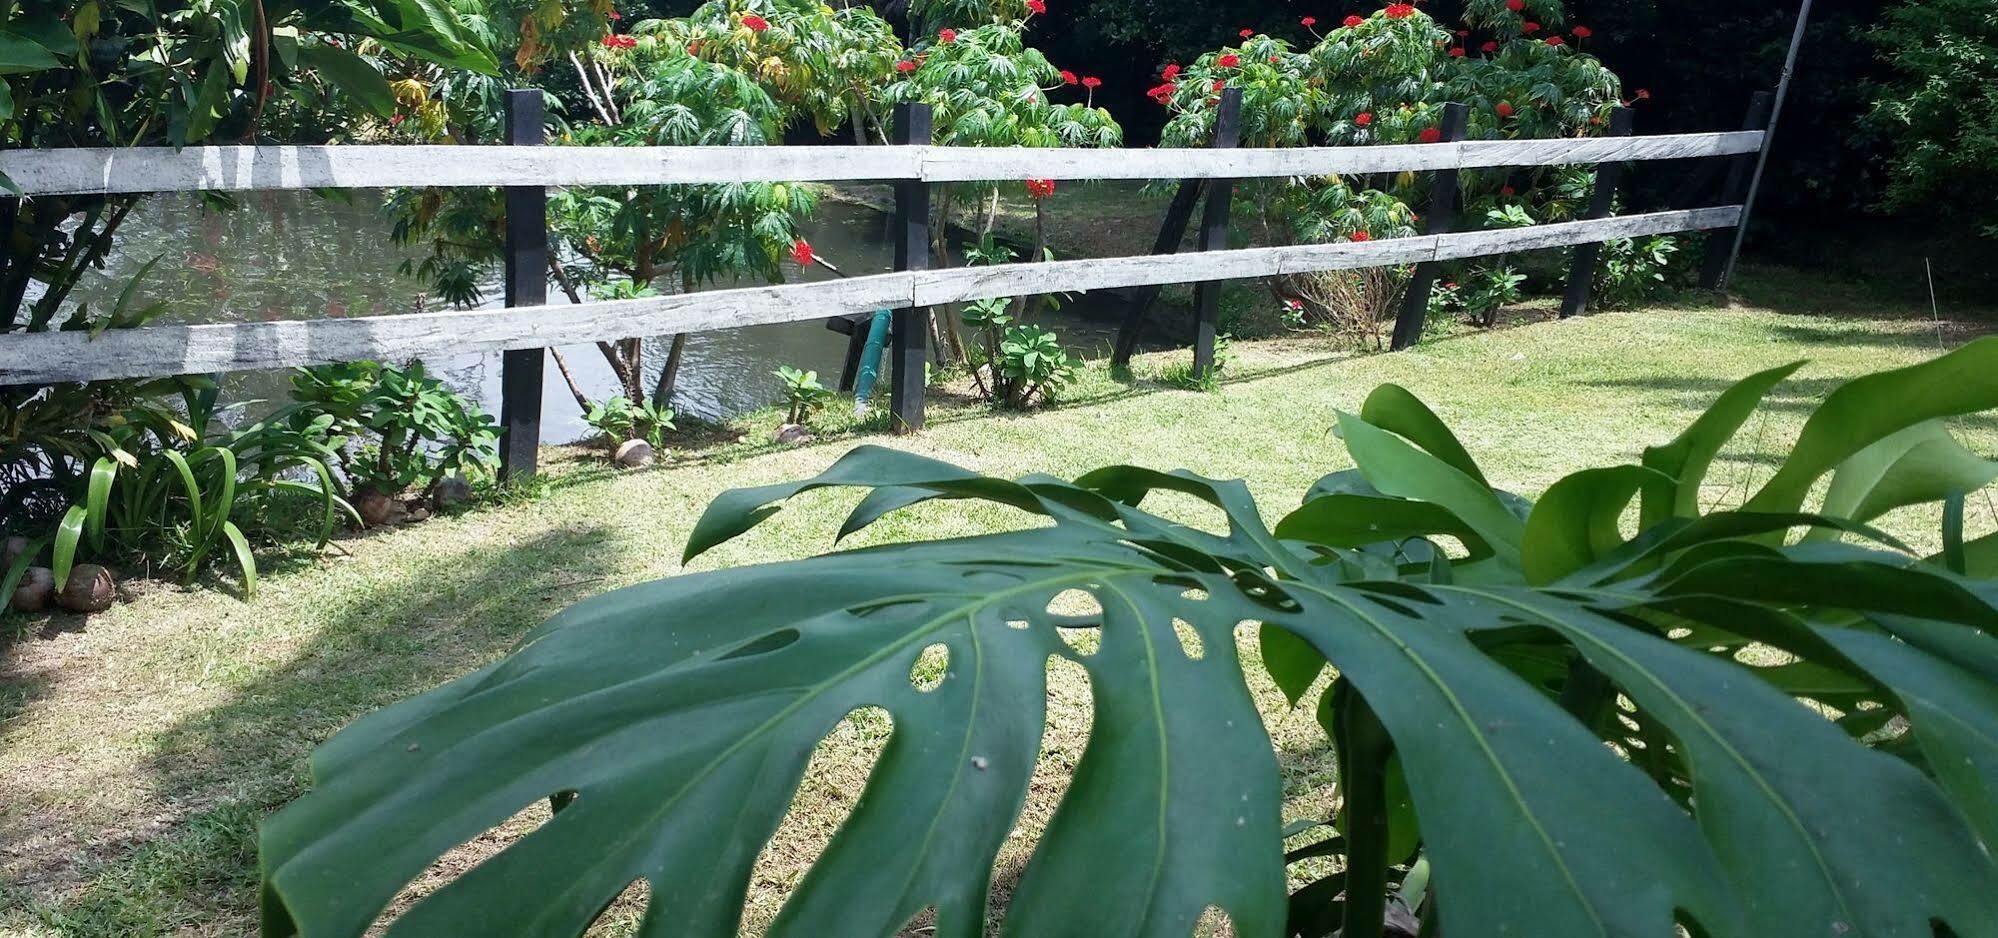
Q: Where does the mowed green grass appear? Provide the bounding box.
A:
[3,280,1995,936]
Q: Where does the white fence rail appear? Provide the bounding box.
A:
[2,132,1762,196]
[0,207,1737,384]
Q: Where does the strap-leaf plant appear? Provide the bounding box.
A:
[261,339,1998,938]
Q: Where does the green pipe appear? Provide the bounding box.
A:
[852,310,891,410]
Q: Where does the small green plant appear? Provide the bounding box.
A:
[775,366,834,426]
[582,396,677,450]
[288,362,499,499]
[1593,235,1681,309]
[1160,334,1234,391]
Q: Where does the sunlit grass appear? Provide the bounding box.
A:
[3,281,1994,936]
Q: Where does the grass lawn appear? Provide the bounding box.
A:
[4,276,1997,936]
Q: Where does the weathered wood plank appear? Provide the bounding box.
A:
[2,145,926,196]
[2,133,1766,195]
[0,207,1739,384]
[0,273,914,384]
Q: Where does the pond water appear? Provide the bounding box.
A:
[58,189,1126,442]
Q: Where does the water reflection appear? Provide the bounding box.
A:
[59,187,1123,442]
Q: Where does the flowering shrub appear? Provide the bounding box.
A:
[1151,0,1629,335]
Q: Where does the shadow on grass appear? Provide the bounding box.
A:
[8,524,622,937]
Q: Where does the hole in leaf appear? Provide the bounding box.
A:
[1182,587,1210,601]
[911,643,950,692]
[1058,627,1100,657]
[748,706,893,933]
[718,628,800,661]
[1194,905,1234,937]
[1173,618,1205,660]
[583,878,650,936]
[981,654,1095,923]
[1006,618,1031,630]
[369,795,555,933]
[1046,588,1103,619]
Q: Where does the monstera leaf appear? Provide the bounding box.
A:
[261,342,1998,938]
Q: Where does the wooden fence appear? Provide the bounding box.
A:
[0,90,1772,478]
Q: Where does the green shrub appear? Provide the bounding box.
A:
[582,396,678,450]
[775,366,834,426]
[287,362,499,498]
[1864,0,1998,238]
[261,339,1998,938]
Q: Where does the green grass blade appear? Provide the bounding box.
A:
[84,456,116,551]
[221,521,256,601]
[52,505,87,592]
[1,537,46,613]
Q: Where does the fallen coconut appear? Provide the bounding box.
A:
[354,490,396,527]
[614,439,655,469]
[57,563,116,614]
[774,424,814,446]
[12,567,53,613]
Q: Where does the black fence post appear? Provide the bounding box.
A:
[499,88,547,482]
[1390,102,1470,351]
[1700,90,1776,291]
[1560,106,1636,319]
[1190,88,1244,380]
[1110,179,1207,368]
[889,102,932,434]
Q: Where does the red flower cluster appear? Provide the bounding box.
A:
[1500,184,1517,195]
[1495,101,1515,117]
[1522,21,1540,33]
[1505,0,1525,10]
[1481,39,1499,52]
[1025,178,1057,199]
[1571,25,1592,38]
[1354,111,1374,125]
[1211,78,1226,91]
[1545,35,1564,46]
[1162,63,1181,81]
[1344,14,1365,26]
[896,59,917,72]
[601,33,637,49]
[1060,69,1078,84]
[741,13,769,31]
[1449,47,1465,56]
[1216,53,1241,68]
[1418,126,1443,143]
[1635,88,1651,99]
[608,10,622,21]
[1027,0,1047,12]
[1147,82,1177,102]
[1350,230,1372,242]
[1301,16,1317,27]
[1240,28,1254,38]
[1081,75,1102,89]
[1384,3,1416,18]
[790,239,814,266]
[938,28,957,42]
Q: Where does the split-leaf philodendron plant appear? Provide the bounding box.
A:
[260,339,1998,938]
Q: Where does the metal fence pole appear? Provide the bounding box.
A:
[1560,106,1636,318]
[1391,102,1471,351]
[1700,90,1777,290]
[499,88,547,482]
[1190,88,1244,381]
[889,102,932,434]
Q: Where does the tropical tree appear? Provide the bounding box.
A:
[882,6,1121,365]
[261,341,1998,937]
